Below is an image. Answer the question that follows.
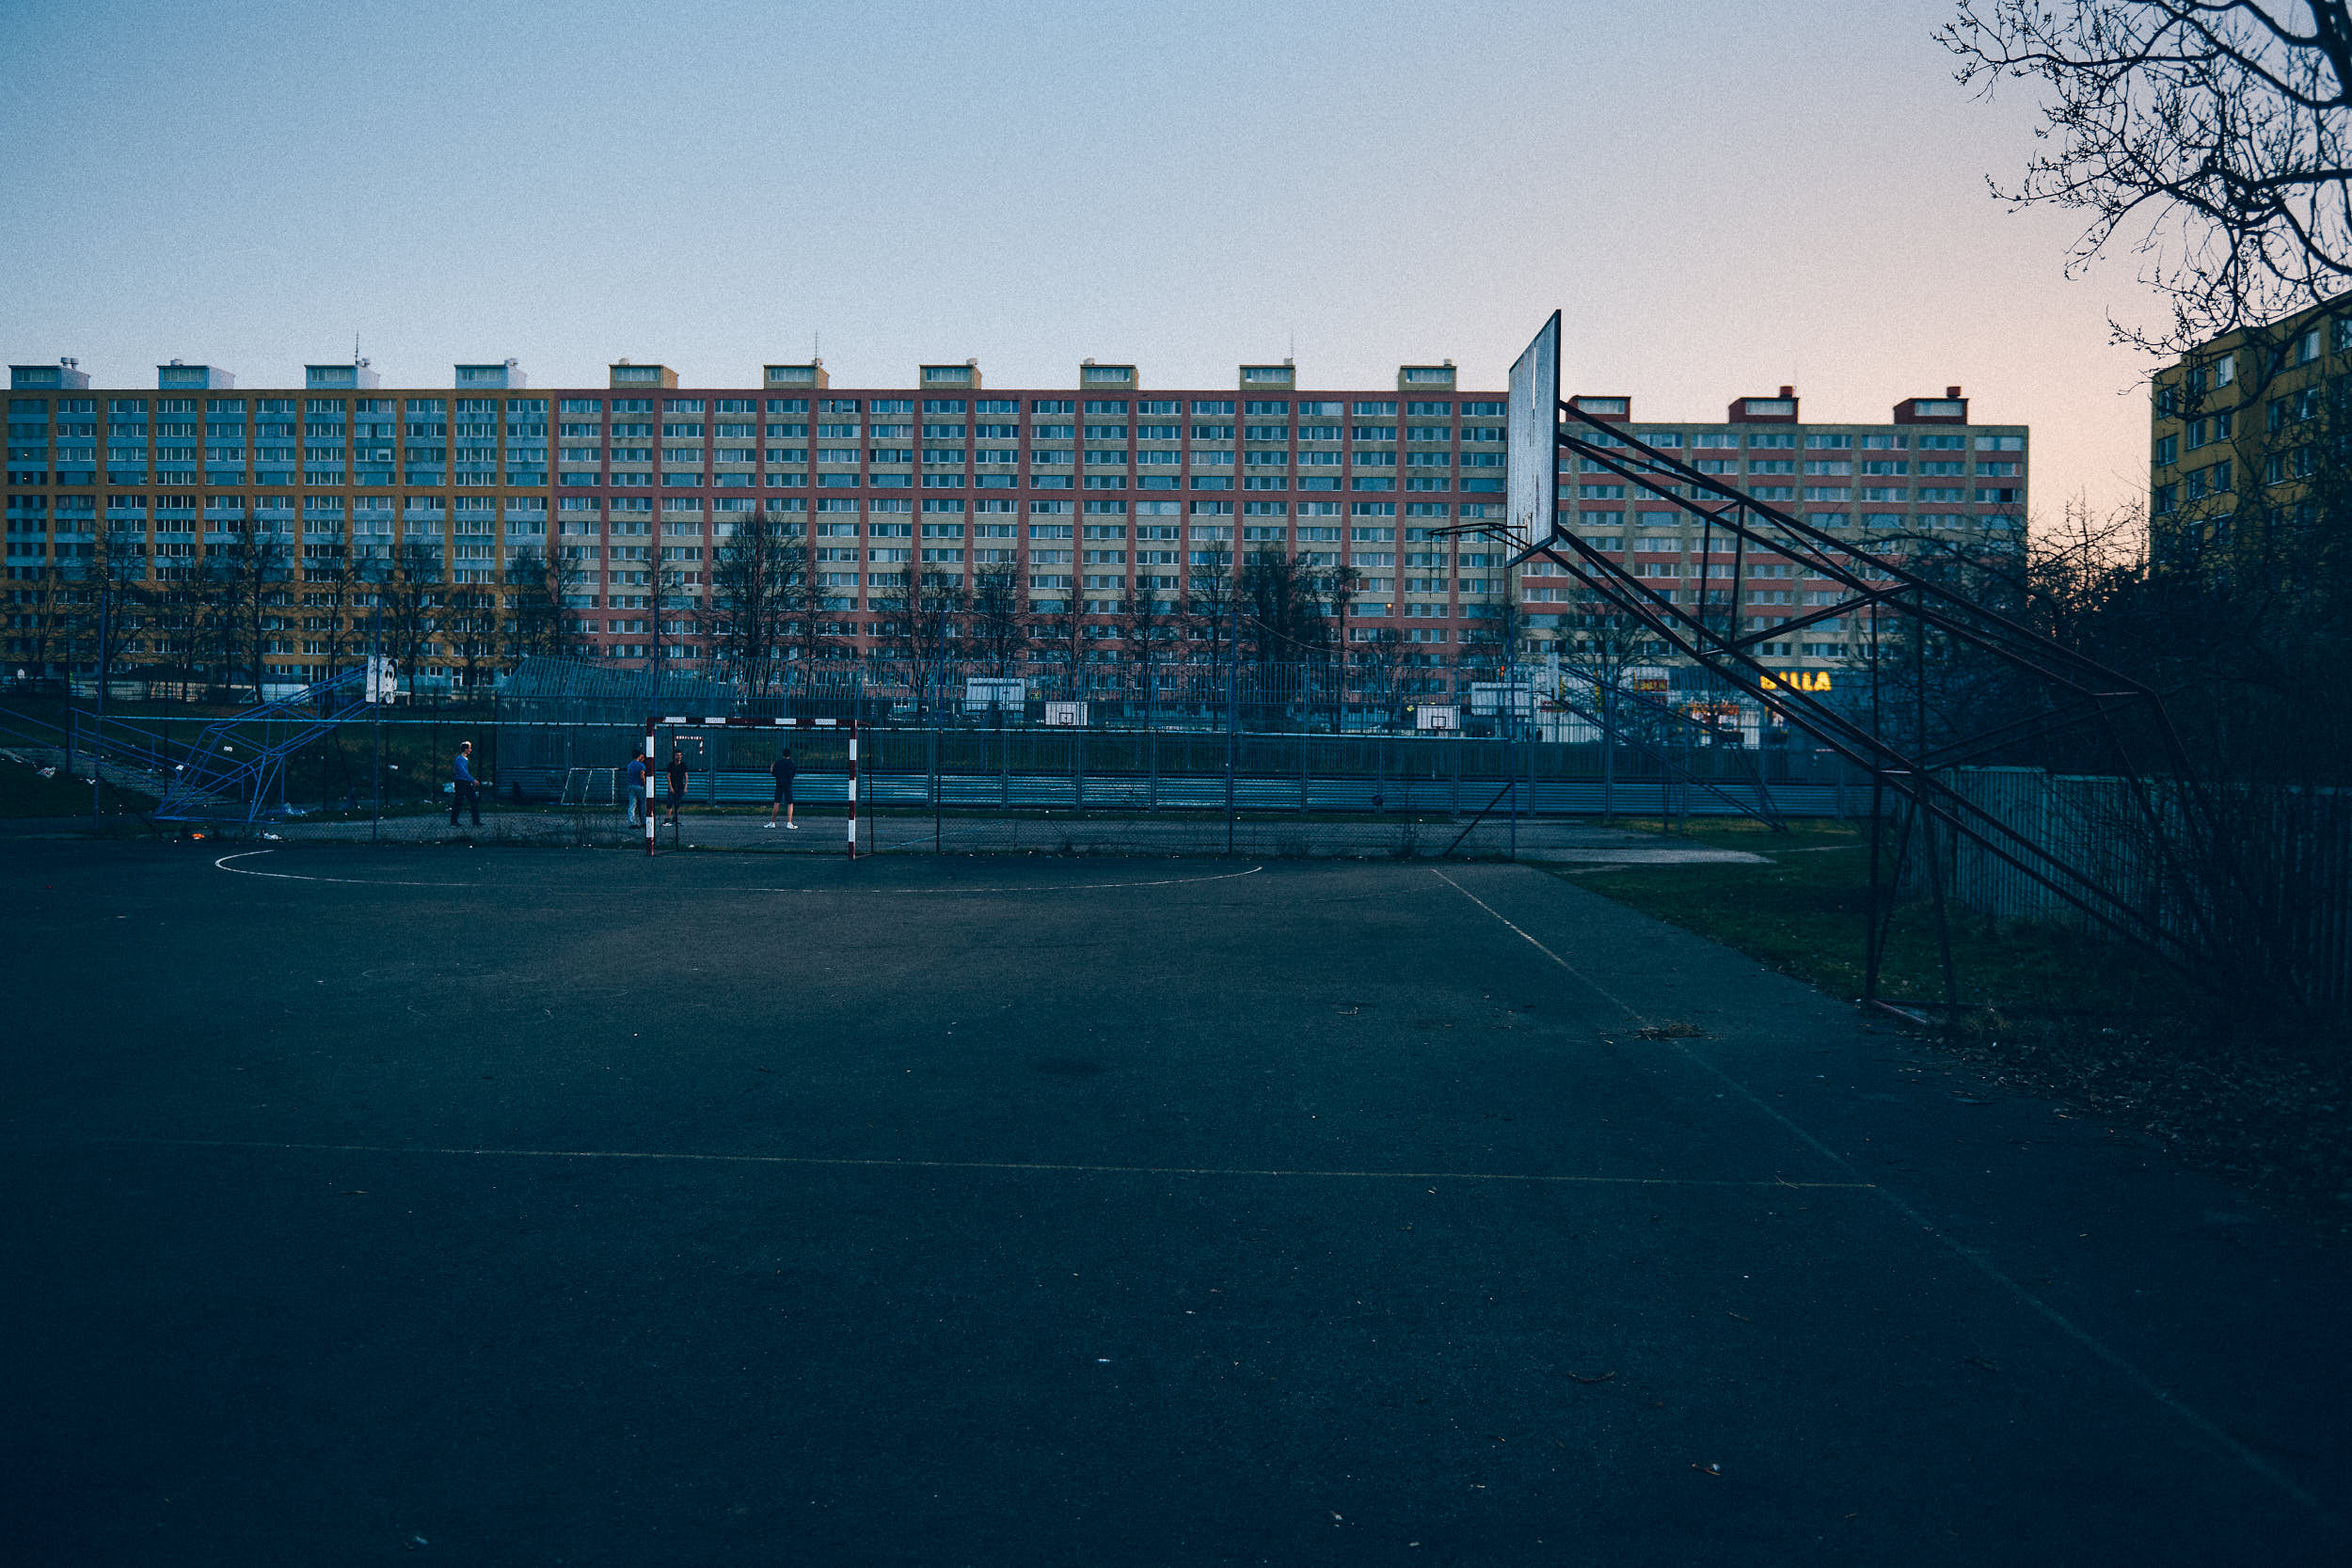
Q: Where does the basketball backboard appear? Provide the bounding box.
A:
[1507,310,1561,549]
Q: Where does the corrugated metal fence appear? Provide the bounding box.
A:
[1899,766,2352,1015]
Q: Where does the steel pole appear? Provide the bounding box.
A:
[371,603,382,844]
[847,718,859,859]
[1226,576,1238,857]
[89,585,110,832]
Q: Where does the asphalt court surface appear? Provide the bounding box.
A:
[3,841,2346,1565]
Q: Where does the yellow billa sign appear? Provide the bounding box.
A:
[1758,671,1833,693]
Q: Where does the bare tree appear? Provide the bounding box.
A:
[439,585,501,698]
[648,556,703,686]
[1943,0,2352,349]
[1028,592,1083,699]
[82,519,151,694]
[1239,547,1347,726]
[10,560,79,680]
[1185,546,1240,682]
[500,545,580,670]
[1455,576,1526,688]
[1116,589,1175,718]
[299,543,363,683]
[1556,573,1661,753]
[704,506,805,694]
[214,526,295,698]
[146,566,213,696]
[767,515,838,671]
[1347,625,1405,727]
[893,568,969,714]
[969,562,1028,673]
[384,538,443,701]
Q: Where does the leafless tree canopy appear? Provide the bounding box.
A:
[1943,0,2352,348]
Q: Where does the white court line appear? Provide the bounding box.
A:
[755,865,1265,895]
[1430,865,2349,1537]
[214,849,1260,896]
[214,850,477,888]
[62,1135,1872,1189]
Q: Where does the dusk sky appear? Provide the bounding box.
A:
[1,0,2157,522]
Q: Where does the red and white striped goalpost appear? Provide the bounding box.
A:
[642,715,859,859]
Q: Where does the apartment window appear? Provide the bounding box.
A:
[1192,400,1235,416]
[1804,434,1852,450]
[2154,435,2178,466]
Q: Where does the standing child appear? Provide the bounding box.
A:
[664,744,689,825]
[766,746,798,829]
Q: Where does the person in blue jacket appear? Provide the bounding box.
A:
[626,750,649,826]
[450,741,482,827]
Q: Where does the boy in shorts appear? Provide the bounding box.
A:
[766,746,797,829]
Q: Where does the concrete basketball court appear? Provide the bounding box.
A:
[3,841,2344,1565]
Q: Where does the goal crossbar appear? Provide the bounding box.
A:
[640,714,858,858]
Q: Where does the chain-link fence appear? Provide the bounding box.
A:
[2,653,1873,856]
[7,715,1864,855]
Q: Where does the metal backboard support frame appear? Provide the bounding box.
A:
[1460,313,2212,1014]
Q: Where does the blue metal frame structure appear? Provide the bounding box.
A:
[154,668,369,823]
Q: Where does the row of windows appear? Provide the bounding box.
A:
[2,495,1499,524]
[15,421,2016,454]
[2162,315,2352,411]
[8,393,2025,438]
[5,394,1507,420]
[519,425,1510,450]
[7,397,550,419]
[1585,458,2007,476]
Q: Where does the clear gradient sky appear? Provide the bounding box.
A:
[0,0,2157,524]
